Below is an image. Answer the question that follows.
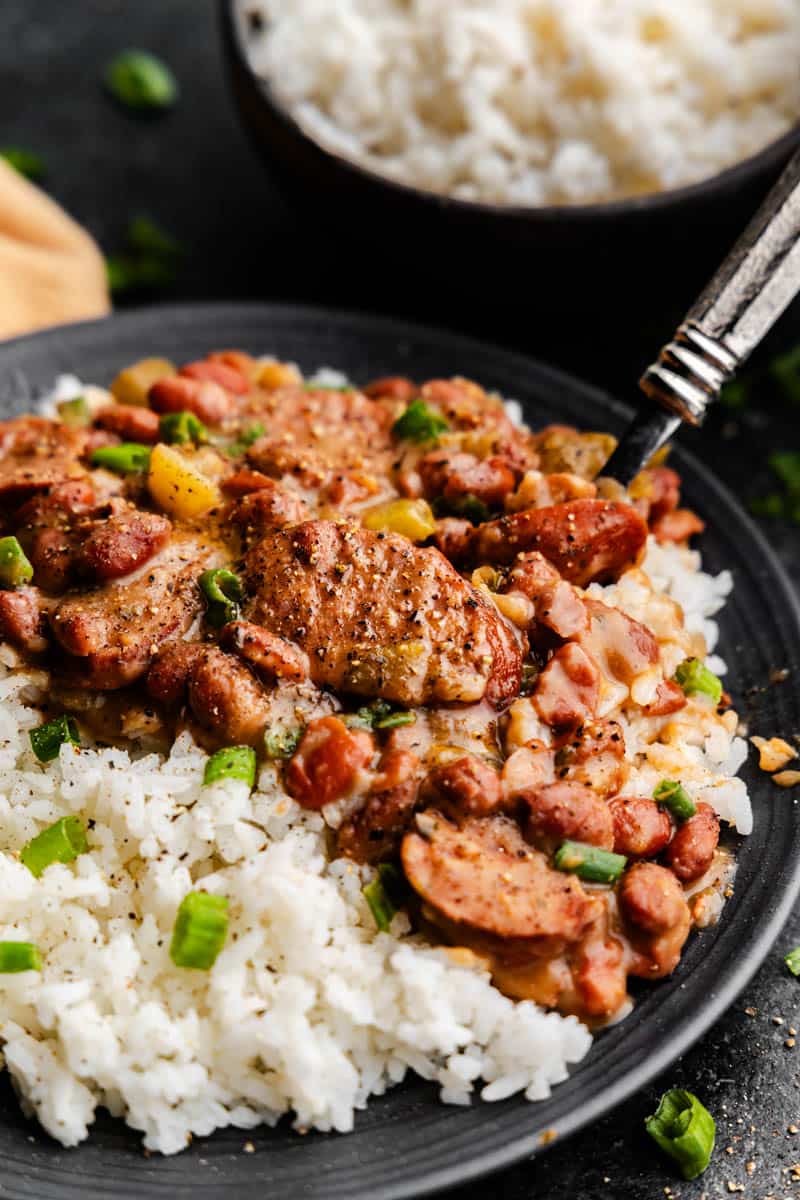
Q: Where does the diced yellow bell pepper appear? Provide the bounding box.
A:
[148,443,221,519]
[362,498,437,542]
[111,357,175,406]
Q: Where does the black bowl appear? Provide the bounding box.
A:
[218,0,800,323]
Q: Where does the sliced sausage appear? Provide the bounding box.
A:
[465,499,648,586]
[402,812,597,957]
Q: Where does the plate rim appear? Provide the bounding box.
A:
[1,301,799,1199]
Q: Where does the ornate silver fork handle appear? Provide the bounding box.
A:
[604,145,800,483]
[640,146,800,424]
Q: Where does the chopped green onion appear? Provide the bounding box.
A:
[362,864,407,932]
[104,50,178,112]
[554,840,627,884]
[673,658,722,706]
[29,717,80,764]
[90,442,151,474]
[375,711,415,730]
[227,423,266,457]
[646,1088,715,1180]
[432,494,490,525]
[0,147,45,180]
[653,779,696,822]
[29,715,80,763]
[199,567,243,627]
[770,345,800,405]
[303,384,354,392]
[169,891,228,969]
[392,399,449,444]
[21,816,88,878]
[0,942,42,972]
[0,536,33,589]
[343,699,413,731]
[264,728,302,760]
[57,395,90,427]
[159,411,208,445]
[785,946,800,977]
[203,746,256,789]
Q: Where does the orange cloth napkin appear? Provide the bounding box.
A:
[0,160,110,340]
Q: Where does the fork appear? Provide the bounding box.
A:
[604,146,800,485]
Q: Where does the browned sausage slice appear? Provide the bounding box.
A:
[402,812,597,955]
[464,499,648,585]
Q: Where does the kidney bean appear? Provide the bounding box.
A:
[664,802,720,882]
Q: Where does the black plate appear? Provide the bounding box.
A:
[0,303,799,1200]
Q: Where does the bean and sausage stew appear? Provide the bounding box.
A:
[0,351,728,1023]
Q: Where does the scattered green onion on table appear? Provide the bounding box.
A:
[104,50,178,112]
[645,1088,715,1180]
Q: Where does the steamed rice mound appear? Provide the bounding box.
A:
[0,527,749,1153]
[245,0,800,205]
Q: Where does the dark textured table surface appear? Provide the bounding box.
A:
[2,2,800,1197]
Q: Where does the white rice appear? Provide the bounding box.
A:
[0,376,752,1154]
[242,0,800,206]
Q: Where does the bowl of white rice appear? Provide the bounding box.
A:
[220,0,800,307]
